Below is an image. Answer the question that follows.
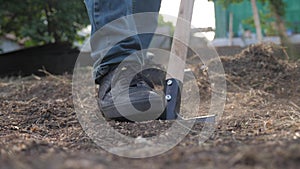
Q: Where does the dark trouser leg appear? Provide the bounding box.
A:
[84,0,161,83]
[133,0,162,49]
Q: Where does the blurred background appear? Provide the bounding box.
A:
[0,0,299,76]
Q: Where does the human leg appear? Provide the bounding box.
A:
[84,0,164,121]
[133,0,162,49]
[84,0,142,82]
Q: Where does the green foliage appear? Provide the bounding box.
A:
[0,0,89,46]
[214,0,244,8]
[158,15,175,36]
[215,0,287,35]
[215,0,286,17]
[242,10,278,36]
[267,0,286,17]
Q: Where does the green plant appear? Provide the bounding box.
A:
[157,14,175,36]
[242,10,278,36]
[0,0,89,46]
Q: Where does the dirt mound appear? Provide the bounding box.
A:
[220,43,298,94]
[235,43,289,72]
[191,43,298,99]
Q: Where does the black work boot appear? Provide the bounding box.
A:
[97,62,166,122]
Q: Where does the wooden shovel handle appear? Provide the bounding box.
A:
[166,0,195,80]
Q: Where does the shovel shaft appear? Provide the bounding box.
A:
[166,0,195,80]
[161,0,195,120]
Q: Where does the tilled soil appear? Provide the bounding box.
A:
[0,44,300,169]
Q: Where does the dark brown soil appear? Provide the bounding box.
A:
[1,44,299,169]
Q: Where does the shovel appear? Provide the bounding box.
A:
[160,0,215,123]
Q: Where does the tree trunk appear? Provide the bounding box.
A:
[250,0,263,43]
[268,0,289,46]
[273,12,289,46]
[229,12,234,46]
[270,0,300,59]
[45,0,60,43]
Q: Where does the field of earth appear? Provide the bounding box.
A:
[0,44,299,169]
